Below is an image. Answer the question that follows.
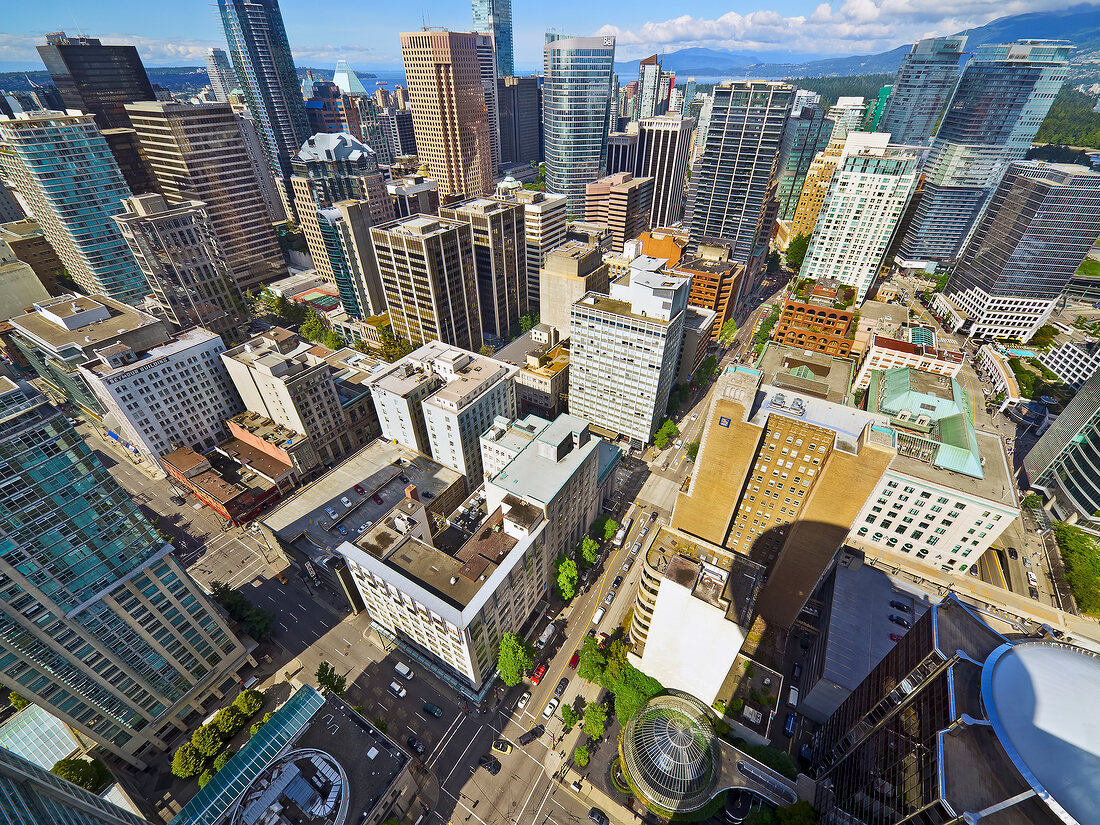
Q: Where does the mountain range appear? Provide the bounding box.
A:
[613,4,1100,80]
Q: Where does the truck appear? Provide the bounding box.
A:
[536,623,557,650]
[612,526,626,548]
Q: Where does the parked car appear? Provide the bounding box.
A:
[542,698,559,719]
[372,493,384,505]
[325,507,339,519]
[889,614,911,629]
[478,755,501,775]
[388,682,407,698]
[491,739,513,755]
[784,712,797,737]
[516,692,531,710]
[406,736,425,754]
[604,591,615,605]
[648,511,658,522]
[336,525,348,536]
[357,521,373,533]
[611,575,623,589]
[589,809,609,825]
[423,703,443,718]
[890,633,903,642]
[630,542,641,556]
[340,496,353,508]
[889,600,910,613]
[554,677,569,697]
[791,663,801,682]
[355,484,366,495]
[569,650,580,670]
[592,608,605,624]
[622,559,633,572]
[530,665,547,686]
[423,490,434,499]
[1008,547,1018,560]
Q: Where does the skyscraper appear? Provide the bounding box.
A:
[0,377,247,766]
[774,102,833,221]
[542,34,616,214]
[637,114,694,228]
[316,201,387,319]
[497,76,541,165]
[0,113,147,304]
[941,161,1100,340]
[126,102,286,292]
[472,0,514,77]
[205,47,239,103]
[35,32,158,196]
[825,96,865,140]
[218,0,312,213]
[400,30,494,199]
[879,36,966,145]
[513,190,566,309]
[688,81,792,302]
[637,54,667,119]
[896,40,1070,267]
[475,33,502,176]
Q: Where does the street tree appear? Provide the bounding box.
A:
[233,689,264,717]
[785,233,810,272]
[718,319,738,346]
[573,745,590,767]
[8,692,28,711]
[601,518,619,542]
[555,554,579,600]
[211,706,245,736]
[561,705,580,729]
[497,632,534,686]
[686,442,700,461]
[191,725,223,758]
[583,702,608,739]
[580,536,600,567]
[653,419,678,450]
[315,661,347,697]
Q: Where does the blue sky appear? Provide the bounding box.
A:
[0,0,1072,72]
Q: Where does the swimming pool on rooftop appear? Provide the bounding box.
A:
[1006,348,1037,358]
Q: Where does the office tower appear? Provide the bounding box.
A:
[218,0,311,214]
[0,113,147,304]
[472,0,514,77]
[584,173,654,252]
[379,107,417,159]
[637,55,670,119]
[234,112,287,223]
[497,76,541,165]
[36,31,159,195]
[514,190,566,309]
[569,259,687,445]
[789,131,888,241]
[388,173,440,218]
[332,58,369,95]
[26,77,66,112]
[539,240,609,337]
[671,243,743,340]
[0,377,247,766]
[542,34,616,213]
[606,129,639,176]
[813,595,1094,825]
[879,36,966,146]
[474,34,502,176]
[775,103,833,221]
[637,114,693,228]
[801,145,919,304]
[348,96,393,165]
[316,202,386,320]
[862,85,892,131]
[290,132,393,287]
[439,198,527,340]
[692,93,713,159]
[205,47,239,103]
[0,745,153,825]
[825,96,865,140]
[126,102,285,292]
[371,215,482,351]
[896,40,1070,267]
[112,194,246,340]
[941,161,1100,340]
[399,30,494,199]
[0,219,64,294]
[688,81,792,299]
[304,80,357,135]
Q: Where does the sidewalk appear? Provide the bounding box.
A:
[559,767,644,825]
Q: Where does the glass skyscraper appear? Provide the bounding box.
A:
[896,40,1070,267]
[542,34,616,214]
[205,47,239,103]
[774,102,833,221]
[0,378,246,767]
[878,36,966,146]
[472,0,514,77]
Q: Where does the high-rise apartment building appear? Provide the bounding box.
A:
[775,102,833,221]
[0,378,248,766]
[379,107,417,159]
[234,111,287,223]
[113,194,247,341]
[539,240,610,337]
[568,260,687,445]
[217,0,312,213]
[940,162,1100,339]
[878,36,966,145]
[439,198,527,340]
[801,143,919,303]
[637,55,668,120]
[36,32,158,195]
[126,102,286,292]
[896,40,1070,267]
[825,96,866,140]
[497,76,541,165]
[371,215,482,352]
[513,190,566,309]
[316,202,386,319]
[400,30,494,199]
[0,113,147,304]
[474,34,502,176]
[205,47,239,103]
[472,0,514,77]
[636,115,693,228]
[688,82,792,301]
[542,34,616,214]
[584,172,654,253]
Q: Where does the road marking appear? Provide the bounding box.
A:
[441,724,481,786]
[279,622,288,631]
[427,712,465,769]
[342,638,353,645]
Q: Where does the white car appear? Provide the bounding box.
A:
[542,698,559,720]
[357,521,374,534]
[674,439,683,449]
[341,496,353,508]
[691,413,698,421]
[516,691,531,710]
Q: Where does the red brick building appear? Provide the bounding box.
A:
[773,299,855,357]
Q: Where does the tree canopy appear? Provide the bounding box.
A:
[315,661,347,697]
[580,536,600,567]
[653,419,679,450]
[555,554,579,600]
[233,689,264,717]
[718,318,738,346]
[171,743,204,779]
[191,724,223,758]
[209,581,274,639]
[497,631,534,686]
[583,702,608,739]
[785,233,811,272]
[1052,522,1100,615]
[50,758,111,792]
[1036,87,1100,149]
[577,637,665,725]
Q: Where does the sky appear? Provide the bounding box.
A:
[0,0,1084,72]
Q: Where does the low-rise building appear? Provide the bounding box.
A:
[978,345,1023,411]
[161,446,285,525]
[0,218,64,295]
[852,327,964,392]
[515,337,570,419]
[772,297,855,357]
[754,343,857,405]
[1040,338,1100,390]
[223,411,322,481]
[539,241,610,338]
[0,237,49,322]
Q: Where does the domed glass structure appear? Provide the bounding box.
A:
[621,694,719,812]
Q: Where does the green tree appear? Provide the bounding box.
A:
[744,810,777,825]
[718,318,738,346]
[555,554,579,600]
[653,419,678,449]
[321,329,345,350]
[497,631,534,686]
[479,344,496,356]
[192,725,224,758]
[785,233,810,272]
[698,354,719,382]
[583,702,607,739]
[233,689,264,718]
[198,769,215,788]
[775,801,819,825]
[767,250,781,273]
[1023,492,1042,509]
[211,706,244,736]
[250,711,274,737]
[580,536,600,567]
[171,743,205,779]
[209,582,275,639]
[8,692,29,712]
[299,307,327,342]
[686,442,700,461]
[50,758,111,792]
[315,661,347,697]
[577,636,607,685]
[601,518,619,542]
[519,313,540,333]
[213,749,234,772]
[573,744,590,767]
[377,325,414,362]
[561,705,580,729]
[1052,522,1100,615]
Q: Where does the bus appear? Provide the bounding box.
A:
[613,517,634,548]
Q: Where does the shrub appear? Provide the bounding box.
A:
[191,724,224,758]
[211,707,245,737]
[198,769,215,788]
[171,743,204,779]
[730,697,744,713]
[574,745,590,767]
[250,711,274,738]
[233,689,264,717]
[1052,522,1100,615]
[213,749,234,772]
[50,758,111,792]
[8,692,29,712]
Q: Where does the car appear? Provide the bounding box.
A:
[674,439,683,449]
[889,600,910,613]
[611,575,623,589]
[355,484,366,496]
[592,607,605,624]
[630,542,641,556]
[622,558,633,572]
[423,703,443,718]
[640,526,649,538]
[372,493,384,505]
[889,614,911,629]
[691,412,699,421]
[542,698,559,719]
[170,495,186,506]
[554,677,569,697]
[1023,558,1032,568]
[423,490,434,499]
[589,808,610,825]
[389,681,407,698]
[478,755,501,775]
[400,474,410,483]
[604,591,615,605]
[569,650,580,670]
[341,496,353,508]
[406,736,425,754]
[784,712,797,737]
[648,511,658,522]
[325,507,339,519]
[336,525,348,536]
[518,725,543,745]
[890,633,904,642]
[357,521,373,533]
[791,663,802,682]
[530,665,547,686]
[587,628,597,639]
[491,738,513,755]
[516,691,531,710]
[277,573,288,585]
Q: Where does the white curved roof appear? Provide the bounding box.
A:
[983,641,1100,824]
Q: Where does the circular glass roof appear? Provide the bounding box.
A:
[983,641,1100,824]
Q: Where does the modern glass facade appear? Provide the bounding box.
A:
[205,47,238,103]
[878,36,966,146]
[542,34,616,215]
[774,104,833,221]
[472,0,514,77]
[0,379,245,766]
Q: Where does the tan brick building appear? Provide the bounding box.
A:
[670,241,744,340]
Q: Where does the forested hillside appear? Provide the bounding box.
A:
[1035,87,1100,149]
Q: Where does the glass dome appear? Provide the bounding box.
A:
[621,693,719,812]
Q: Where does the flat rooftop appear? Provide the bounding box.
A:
[227,411,309,449]
[891,430,1015,505]
[216,438,292,481]
[83,327,220,377]
[672,254,742,276]
[574,292,674,327]
[755,343,856,405]
[10,295,164,352]
[482,414,550,455]
[749,382,896,455]
[489,414,601,507]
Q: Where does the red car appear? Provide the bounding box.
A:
[530,664,547,685]
[890,633,904,642]
[569,650,580,670]
[354,484,366,496]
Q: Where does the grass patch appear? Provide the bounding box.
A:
[1052,522,1100,615]
[1076,257,1100,279]
[729,738,798,781]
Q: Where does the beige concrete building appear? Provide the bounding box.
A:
[0,219,64,295]
[584,172,654,253]
[0,239,48,322]
[538,241,610,337]
[399,30,493,199]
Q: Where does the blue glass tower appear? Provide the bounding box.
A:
[472,0,514,77]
